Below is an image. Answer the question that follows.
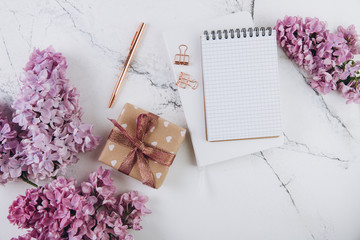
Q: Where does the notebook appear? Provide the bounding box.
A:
[163,13,284,166]
[201,27,282,142]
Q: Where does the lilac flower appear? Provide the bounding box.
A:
[8,167,151,240]
[325,33,346,50]
[339,61,360,80]
[276,16,305,63]
[303,17,328,42]
[275,16,360,103]
[0,112,25,184]
[338,81,360,103]
[0,121,17,141]
[337,25,360,54]
[114,218,132,239]
[120,191,152,215]
[8,46,100,183]
[83,166,117,206]
[275,16,330,74]
[310,70,338,94]
[337,60,360,103]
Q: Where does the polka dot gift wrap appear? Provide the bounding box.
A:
[99,103,186,189]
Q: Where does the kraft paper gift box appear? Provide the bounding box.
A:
[99,103,186,189]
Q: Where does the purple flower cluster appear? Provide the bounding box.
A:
[8,167,151,240]
[0,113,23,184]
[275,16,360,103]
[1,46,100,183]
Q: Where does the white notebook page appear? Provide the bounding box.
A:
[201,31,282,142]
[163,13,284,166]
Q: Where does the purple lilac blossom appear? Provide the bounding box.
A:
[337,60,360,103]
[8,167,151,240]
[338,80,360,103]
[337,25,360,54]
[0,112,25,184]
[275,16,360,103]
[10,46,100,182]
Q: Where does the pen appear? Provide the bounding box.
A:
[108,22,146,108]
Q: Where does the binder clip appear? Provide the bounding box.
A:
[174,44,190,65]
[176,72,198,90]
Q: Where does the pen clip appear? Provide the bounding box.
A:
[129,31,138,50]
[129,23,144,50]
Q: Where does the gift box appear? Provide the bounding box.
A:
[99,103,186,189]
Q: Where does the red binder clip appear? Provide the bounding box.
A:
[176,72,198,90]
[174,44,190,65]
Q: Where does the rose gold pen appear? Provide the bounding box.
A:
[108,22,146,108]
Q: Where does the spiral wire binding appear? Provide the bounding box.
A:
[203,27,272,40]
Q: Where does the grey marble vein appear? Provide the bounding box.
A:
[126,60,182,112]
[54,0,120,55]
[55,0,76,26]
[281,133,350,164]
[224,0,243,14]
[256,151,299,212]
[160,99,182,110]
[128,64,177,91]
[233,0,243,12]
[250,0,255,19]
[255,151,317,240]
[297,69,356,141]
[63,0,82,14]
[28,19,34,49]
[128,65,161,88]
[6,7,34,50]
[1,33,16,77]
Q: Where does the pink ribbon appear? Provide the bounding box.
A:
[109,113,175,188]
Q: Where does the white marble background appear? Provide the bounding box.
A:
[1,0,360,240]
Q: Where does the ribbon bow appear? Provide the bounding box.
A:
[109,113,175,188]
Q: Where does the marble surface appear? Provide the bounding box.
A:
[1,0,360,239]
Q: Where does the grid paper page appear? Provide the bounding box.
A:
[201,32,282,142]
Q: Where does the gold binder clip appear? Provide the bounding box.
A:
[174,44,190,65]
[176,72,198,90]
